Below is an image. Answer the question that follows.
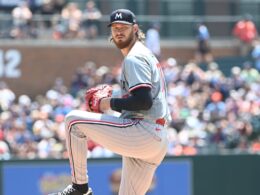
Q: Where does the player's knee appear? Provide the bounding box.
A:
[65,110,79,125]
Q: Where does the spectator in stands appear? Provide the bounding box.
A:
[0,129,11,160]
[53,2,83,39]
[0,82,15,112]
[205,90,226,121]
[82,0,102,39]
[10,1,36,39]
[39,0,66,29]
[240,61,259,84]
[251,39,260,72]
[194,22,213,64]
[70,61,97,97]
[229,66,245,90]
[251,136,260,153]
[204,62,224,87]
[232,14,258,56]
[145,22,161,60]
[161,57,181,84]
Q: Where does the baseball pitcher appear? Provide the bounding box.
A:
[50,8,170,195]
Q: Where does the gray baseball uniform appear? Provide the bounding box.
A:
[65,41,170,195]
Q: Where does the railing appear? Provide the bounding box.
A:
[1,0,260,39]
[1,13,260,40]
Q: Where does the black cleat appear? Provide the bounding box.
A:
[48,184,93,195]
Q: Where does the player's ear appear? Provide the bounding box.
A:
[133,24,139,33]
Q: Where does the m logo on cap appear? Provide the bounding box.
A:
[115,12,123,19]
[108,9,136,27]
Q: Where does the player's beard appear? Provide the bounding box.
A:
[113,33,135,49]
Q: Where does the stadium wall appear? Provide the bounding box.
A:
[0,155,259,195]
[0,40,237,98]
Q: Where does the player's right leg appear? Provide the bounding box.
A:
[119,156,158,195]
[48,185,93,195]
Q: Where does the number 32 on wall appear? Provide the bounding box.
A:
[0,49,21,78]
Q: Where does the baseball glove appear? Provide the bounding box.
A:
[85,84,112,113]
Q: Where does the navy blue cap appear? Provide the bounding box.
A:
[108,9,137,27]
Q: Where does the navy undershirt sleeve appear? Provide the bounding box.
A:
[110,87,153,111]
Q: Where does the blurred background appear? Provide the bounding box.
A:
[0,0,260,195]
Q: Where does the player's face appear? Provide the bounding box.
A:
[111,23,136,49]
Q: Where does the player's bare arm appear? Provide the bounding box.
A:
[99,97,112,112]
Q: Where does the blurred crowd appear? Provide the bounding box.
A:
[0,57,260,160]
[7,0,102,40]
[163,59,260,155]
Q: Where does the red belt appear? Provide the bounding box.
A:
[133,118,166,126]
[155,118,166,126]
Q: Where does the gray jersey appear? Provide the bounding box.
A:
[120,41,171,122]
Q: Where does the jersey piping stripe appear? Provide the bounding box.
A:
[129,83,152,92]
[68,118,139,183]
